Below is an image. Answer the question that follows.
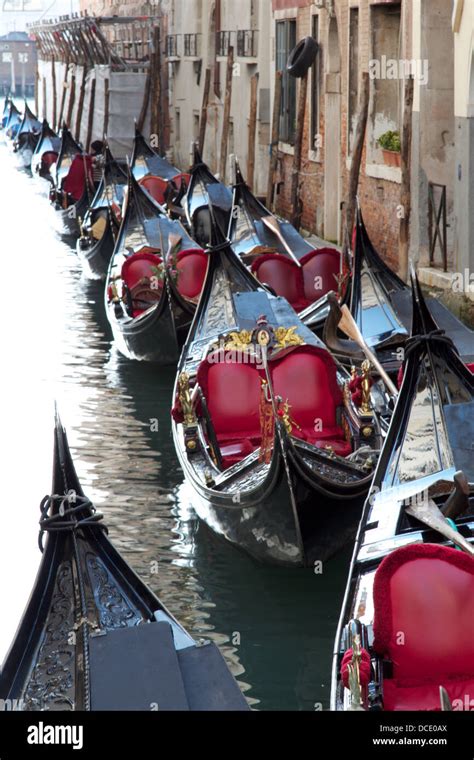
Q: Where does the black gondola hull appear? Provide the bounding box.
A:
[176,429,371,567]
[76,222,116,281]
[107,294,186,364]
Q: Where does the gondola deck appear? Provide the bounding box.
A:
[0,414,249,712]
[76,144,127,280]
[172,217,388,566]
[331,273,474,712]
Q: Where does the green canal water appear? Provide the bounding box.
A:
[0,149,351,710]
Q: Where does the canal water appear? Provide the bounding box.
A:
[0,147,351,711]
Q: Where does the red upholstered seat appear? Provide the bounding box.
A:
[171,172,191,190]
[300,248,341,302]
[62,154,92,201]
[139,175,168,205]
[197,353,263,469]
[121,249,163,317]
[175,249,207,302]
[373,544,474,711]
[467,363,474,374]
[251,254,309,312]
[41,150,58,172]
[269,345,350,455]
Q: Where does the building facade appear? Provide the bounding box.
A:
[0,31,36,95]
[68,0,473,283]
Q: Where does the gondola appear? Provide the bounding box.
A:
[31,119,61,189]
[171,214,388,567]
[323,206,474,372]
[12,102,42,168]
[76,144,127,280]
[1,94,10,129]
[331,272,474,712]
[50,124,92,236]
[185,145,233,247]
[2,99,22,143]
[0,413,248,711]
[230,163,343,333]
[131,126,190,210]
[105,171,208,363]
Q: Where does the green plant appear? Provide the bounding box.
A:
[377,130,401,152]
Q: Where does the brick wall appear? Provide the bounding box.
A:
[274,0,408,272]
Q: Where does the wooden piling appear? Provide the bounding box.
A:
[150,26,161,143]
[399,76,414,283]
[75,67,87,142]
[42,75,47,121]
[51,58,57,131]
[66,70,76,130]
[199,67,211,154]
[103,77,110,138]
[137,67,151,132]
[219,45,234,181]
[290,72,308,229]
[266,69,282,210]
[346,71,370,245]
[247,72,259,191]
[86,76,96,151]
[34,64,39,116]
[58,58,69,130]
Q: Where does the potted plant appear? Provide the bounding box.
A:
[377,130,401,167]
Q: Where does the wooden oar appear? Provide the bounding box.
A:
[337,304,398,396]
[261,215,301,267]
[406,497,474,556]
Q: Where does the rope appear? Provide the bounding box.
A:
[404,329,457,360]
[206,239,231,253]
[38,492,107,553]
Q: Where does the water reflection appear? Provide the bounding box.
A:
[0,149,350,710]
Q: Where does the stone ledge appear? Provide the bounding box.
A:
[418,266,474,302]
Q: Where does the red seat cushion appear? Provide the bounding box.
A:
[121,249,163,317]
[373,544,474,710]
[171,172,191,190]
[467,363,474,374]
[41,150,58,171]
[219,439,256,469]
[62,154,91,201]
[139,175,168,205]
[269,345,348,450]
[300,247,341,302]
[176,249,207,301]
[251,254,309,312]
[197,354,262,442]
[383,677,474,711]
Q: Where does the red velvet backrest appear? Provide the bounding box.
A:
[172,172,191,190]
[197,353,262,439]
[176,249,208,300]
[300,248,341,302]
[251,254,305,307]
[62,155,91,201]
[269,346,342,432]
[373,544,474,683]
[139,175,168,205]
[41,150,58,170]
[121,250,162,291]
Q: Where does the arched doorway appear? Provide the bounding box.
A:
[324,16,341,242]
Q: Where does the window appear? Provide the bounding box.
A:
[2,52,12,63]
[310,15,320,152]
[348,7,359,153]
[276,19,297,144]
[175,109,180,144]
[193,112,200,142]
